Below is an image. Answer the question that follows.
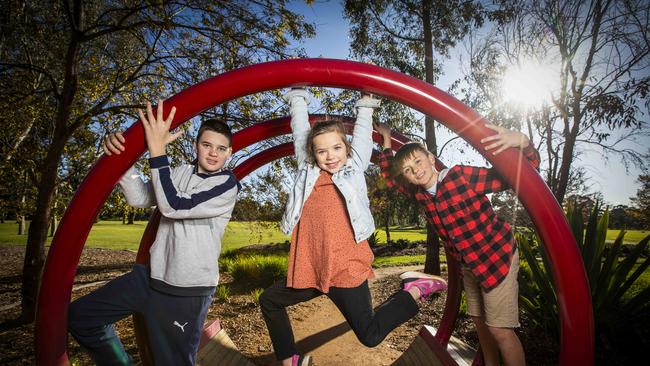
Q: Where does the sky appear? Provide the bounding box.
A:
[285,1,647,206]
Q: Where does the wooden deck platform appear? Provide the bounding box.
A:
[392,325,475,366]
[196,319,255,366]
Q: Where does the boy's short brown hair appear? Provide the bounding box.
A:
[198,118,232,145]
[391,142,432,179]
[305,120,352,164]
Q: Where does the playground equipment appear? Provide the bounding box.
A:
[35,59,594,365]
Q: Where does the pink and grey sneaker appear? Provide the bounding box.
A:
[400,271,448,301]
[291,354,312,366]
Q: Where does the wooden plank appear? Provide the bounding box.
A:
[393,325,478,366]
[196,327,255,366]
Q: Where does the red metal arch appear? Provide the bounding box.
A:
[36,59,593,365]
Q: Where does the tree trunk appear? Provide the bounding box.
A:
[554,117,581,204]
[424,223,441,275]
[4,116,37,165]
[20,5,81,322]
[422,0,438,156]
[128,209,135,224]
[421,0,441,275]
[18,172,27,235]
[49,187,58,237]
[384,217,391,243]
[20,136,66,323]
[49,214,58,237]
[18,216,25,235]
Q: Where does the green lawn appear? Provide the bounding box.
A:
[374,226,649,244]
[372,254,427,268]
[1,221,647,251]
[0,220,289,252]
[373,226,428,243]
[606,229,649,243]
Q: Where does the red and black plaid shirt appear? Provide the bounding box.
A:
[378,146,540,291]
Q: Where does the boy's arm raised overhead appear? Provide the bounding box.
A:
[373,122,413,196]
[284,88,311,167]
[463,123,540,195]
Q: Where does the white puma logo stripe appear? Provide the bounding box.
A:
[173,321,188,332]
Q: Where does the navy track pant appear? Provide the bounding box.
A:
[68,264,212,366]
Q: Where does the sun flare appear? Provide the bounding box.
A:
[501,61,558,108]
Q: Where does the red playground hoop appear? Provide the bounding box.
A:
[35,59,594,365]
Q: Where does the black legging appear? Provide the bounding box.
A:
[259,278,419,360]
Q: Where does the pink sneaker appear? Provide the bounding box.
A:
[291,354,312,366]
[401,272,447,301]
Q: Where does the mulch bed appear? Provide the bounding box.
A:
[0,245,558,365]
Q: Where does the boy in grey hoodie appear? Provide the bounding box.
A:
[68,100,239,366]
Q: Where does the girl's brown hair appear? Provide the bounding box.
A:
[305,120,352,164]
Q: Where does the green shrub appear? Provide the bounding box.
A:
[392,239,410,250]
[518,201,650,364]
[215,284,230,302]
[229,255,287,288]
[367,231,379,247]
[517,234,560,337]
[219,257,234,273]
[250,288,264,305]
[459,291,468,316]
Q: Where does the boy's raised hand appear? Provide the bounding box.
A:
[480,123,530,155]
[373,121,392,149]
[103,132,125,156]
[137,100,181,158]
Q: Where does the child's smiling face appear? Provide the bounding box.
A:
[312,131,349,174]
[400,150,438,189]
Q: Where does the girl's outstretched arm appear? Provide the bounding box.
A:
[349,94,380,170]
[283,88,312,167]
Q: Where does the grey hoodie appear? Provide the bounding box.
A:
[119,155,239,296]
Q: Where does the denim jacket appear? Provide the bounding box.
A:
[280,89,380,243]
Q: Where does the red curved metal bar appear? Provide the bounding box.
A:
[232,142,295,178]
[36,59,593,366]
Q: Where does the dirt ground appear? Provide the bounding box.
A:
[0,246,557,365]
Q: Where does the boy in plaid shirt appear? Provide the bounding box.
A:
[374,122,540,366]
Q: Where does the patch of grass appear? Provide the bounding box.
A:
[228,255,288,287]
[459,292,468,316]
[221,242,290,260]
[250,288,264,305]
[0,220,144,249]
[219,257,234,273]
[222,222,289,252]
[4,220,644,250]
[373,226,427,244]
[624,263,650,300]
[372,255,427,268]
[606,229,649,243]
[0,220,290,252]
[374,226,649,245]
[215,284,230,302]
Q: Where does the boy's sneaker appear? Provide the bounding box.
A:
[400,271,447,301]
[291,354,312,366]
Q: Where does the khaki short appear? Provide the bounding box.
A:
[462,249,520,328]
